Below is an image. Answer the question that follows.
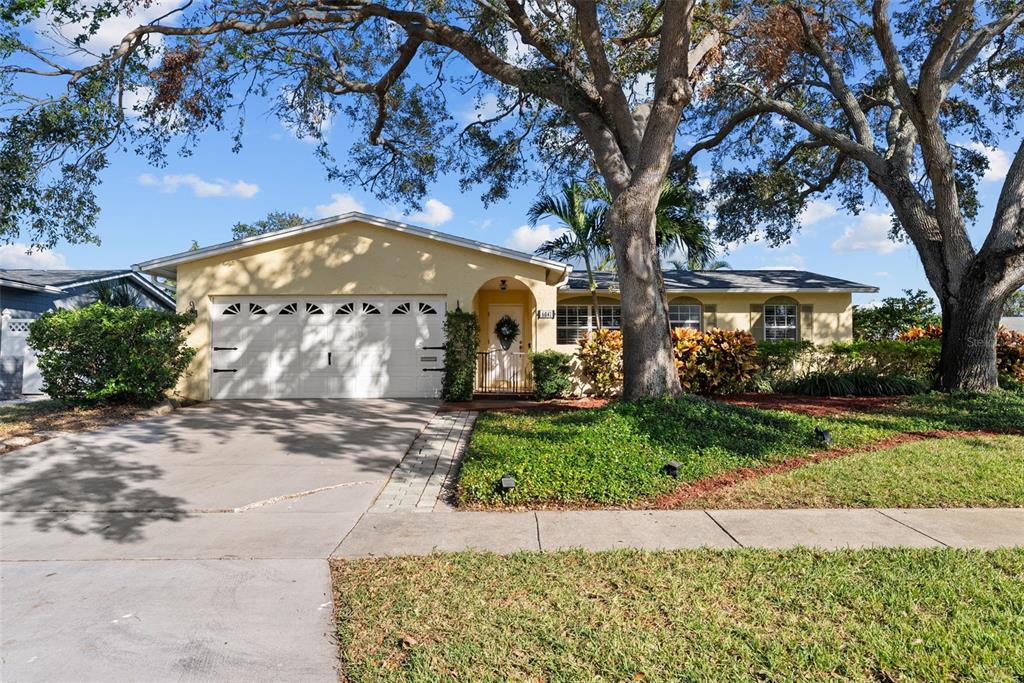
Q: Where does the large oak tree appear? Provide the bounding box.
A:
[1,0,739,399]
[683,0,1023,391]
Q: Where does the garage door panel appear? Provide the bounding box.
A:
[212,296,445,399]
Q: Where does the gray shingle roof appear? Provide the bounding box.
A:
[562,269,878,293]
[0,269,132,288]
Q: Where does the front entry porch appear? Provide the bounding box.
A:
[472,276,543,396]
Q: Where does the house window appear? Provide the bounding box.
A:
[392,302,412,315]
[418,302,438,314]
[335,302,355,315]
[249,303,267,315]
[668,303,702,330]
[306,303,324,315]
[556,304,621,344]
[362,302,381,315]
[223,303,241,315]
[764,303,798,340]
[280,302,298,315]
[556,305,591,344]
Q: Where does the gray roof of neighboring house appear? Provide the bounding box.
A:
[0,269,132,289]
[561,269,878,293]
[0,269,176,308]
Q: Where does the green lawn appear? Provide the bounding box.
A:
[684,434,1024,509]
[332,548,1024,682]
[457,391,1024,506]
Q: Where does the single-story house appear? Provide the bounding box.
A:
[0,269,175,396]
[135,212,877,401]
[1002,317,1024,333]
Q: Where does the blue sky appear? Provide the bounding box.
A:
[2,13,1019,308]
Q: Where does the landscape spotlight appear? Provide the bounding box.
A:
[814,426,833,448]
[499,474,516,493]
[663,461,681,478]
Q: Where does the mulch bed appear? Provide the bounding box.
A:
[718,393,908,417]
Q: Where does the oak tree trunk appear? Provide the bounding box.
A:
[605,189,681,400]
[938,281,1003,392]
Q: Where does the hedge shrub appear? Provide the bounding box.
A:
[27,303,196,405]
[672,328,760,395]
[528,350,573,400]
[577,328,624,397]
[442,309,480,401]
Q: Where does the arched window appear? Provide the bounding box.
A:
[280,302,298,315]
[249,303,267,315]
[418,302,438,314]
[668,297,702,331]
[362,302,381,315]
[335,302,355,315]
[763,296,799,340]
[305,303,324,315]
[223,302,241,315]
[392,302,412,315]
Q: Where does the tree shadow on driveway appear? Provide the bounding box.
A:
[0,399,438,544]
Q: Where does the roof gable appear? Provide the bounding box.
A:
[134,212,570,280]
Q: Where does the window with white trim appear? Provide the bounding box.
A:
[764,303,798,340]
[668,303,702,330]
[556,304,621,344]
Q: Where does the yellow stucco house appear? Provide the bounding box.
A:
[135,213,877,400]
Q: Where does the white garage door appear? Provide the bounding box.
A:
[210,296,446,399]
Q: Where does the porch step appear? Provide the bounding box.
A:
[472,392,534,400]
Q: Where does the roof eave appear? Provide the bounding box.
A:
[0,277,64,294]
[560,286,879,294]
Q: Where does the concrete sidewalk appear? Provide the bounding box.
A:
[333,507,1024,558]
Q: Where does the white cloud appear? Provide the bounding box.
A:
[832,212,904,255]
[33,0,180,65]
[874,271,890,278]
[138,173,259,199]
[799,200,837,227]
[0,244,68,269]
[505,224,568,253]
[459,94,502,124]
[314,193,365,217]
[967,143,1010,182]
[504,30,533,66]
[408,199,453,227]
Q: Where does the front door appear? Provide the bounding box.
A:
[487,304,525,389]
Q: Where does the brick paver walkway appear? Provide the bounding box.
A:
[369,410,477,513]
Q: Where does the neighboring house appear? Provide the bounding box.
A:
[0,269,175,397]
[135,212,877,401]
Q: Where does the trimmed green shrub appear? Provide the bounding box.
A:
[442,308,480,402]
[27,303,196,405]
[826,339,941,378]
[672,328,760,395]
[528,350,573,400]
[779,371,930,397]
[577,328,624,397]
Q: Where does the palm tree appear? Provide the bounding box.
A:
[589,179,717,270]
[669,258,731,271]
[529,182,610,322]
[89,279,142,307]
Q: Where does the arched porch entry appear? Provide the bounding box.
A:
[472,276,539,395]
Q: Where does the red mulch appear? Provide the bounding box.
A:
[650,429,1019,509]
[718,393,907,417]
[440,397,610,412]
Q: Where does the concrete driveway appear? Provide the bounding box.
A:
[1,399,437,682]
